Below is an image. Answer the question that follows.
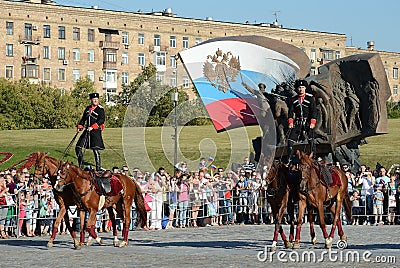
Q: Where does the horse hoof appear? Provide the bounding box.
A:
[96,237,103,245]
[113,240,119,247]
[270,245,277,251]
[86,237,93,246]
[119,241,128,248]
[325,237,332,249]
[47,242,53,248]
[292,242,300,249]
[340,235,347,241]
[312,237,317,245]
[284,241,292,249]
[74,244,82,250]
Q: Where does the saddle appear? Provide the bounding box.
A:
[93,170,112,195]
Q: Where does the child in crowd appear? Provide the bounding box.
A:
[350,189,362,225]
[373,185,384,225]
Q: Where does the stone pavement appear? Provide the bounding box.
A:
[0,224,399,268]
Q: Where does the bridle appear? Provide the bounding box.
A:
[57,164,93,198]
[264,163,284,197]
[298,162,321,194]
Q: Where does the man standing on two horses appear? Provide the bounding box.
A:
[75,92,105,171]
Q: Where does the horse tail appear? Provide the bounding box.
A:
[343,193,352,222]
[133,182,147,228]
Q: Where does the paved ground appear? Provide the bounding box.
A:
[0,224,399,268]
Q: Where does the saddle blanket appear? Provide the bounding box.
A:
[94,175,123,196]
[329,169,342,187]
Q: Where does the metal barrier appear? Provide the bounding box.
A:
[2,187,400,238]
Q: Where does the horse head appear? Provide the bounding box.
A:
[54,161,71,192]
[264,161,279,187]
[34,151,49,181]
[296,150,315,194]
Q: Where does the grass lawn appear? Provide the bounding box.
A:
[0,119,399,172]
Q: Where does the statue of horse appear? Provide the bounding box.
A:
[34,152,86,249]
[55,161,147,247]
[263,161,317,251]
[294,150,352,249]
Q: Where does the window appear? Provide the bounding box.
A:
[310,67,316,76]
[393,68,398,79]
[58,47,65,60]
[156,73,164,83]
[138,53,145,66]
[170,56,176,68]
[154,34,160,47]
[87,70,95,82]
[73,48,80,61]
[5,66,13,78]
[170,36,176,48]
[122,52,129,64]
[88,49,95,62]
[6,21,13,35]
[58,26,66,39]
[88,29,95,42]
[121,72,129,85]
[183,37,189,49]
[24,45,32,57]
[105,33,111,42]
[335,51,341,59]
[22,65,38,78]
[138,33,144,45]
[104,88,117,103]
[25,23,32,41]
[394,85,398,95]
[73,69,80,82]
[73,27,80,40]
[183,77,190,88]
[6,44,13,57]
[195,38,202,45]
[122,32,129,44]
[43,46,50,59]
[170,76,176,87]
[155,52,166,66]
[43,25,50,38]
[105,70,117,82]
[310,49,316,60]
[104,50,117,62]
[58,68,66,81]
[43,67,51,81]
[321,49,334,60]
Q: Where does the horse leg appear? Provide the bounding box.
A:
[107,207,119,247]
[316,202,331,249]
[287,200,295,243]
[77,210,86,249]
[293,199,306,249]
[63,212,79,248]
[86,209,103,246]
[120,200,131,248]
[329,195,344,240]
[47,204,66,248]
[308,206,317,245]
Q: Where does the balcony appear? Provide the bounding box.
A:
[103,61,117,69]
[149,44,169,53]
[18,35,41,45]
[22,56,38,64]
[99,41,120,50]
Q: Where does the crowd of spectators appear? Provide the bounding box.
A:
[1,157,400,239]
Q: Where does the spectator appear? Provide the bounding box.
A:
[242,157,256,173]
[112,166,120,174]
[177,174,190,228]
[5,174,17,237]
[18,191,27,237]
[165,170,179,229]
[387,174,397,225]
[0,175,8,239]
[357,171,375,225]
[189,172,201,227]
[373,185,384,225]
[24,190,35,236]
[235,173,248,225]
[149,175,163,230]
[350,189,362,225]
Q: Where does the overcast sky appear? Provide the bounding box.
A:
[56,0,399,53]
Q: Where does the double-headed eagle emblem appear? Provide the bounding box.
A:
[203,48,241,93]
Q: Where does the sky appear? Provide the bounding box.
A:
[55,0,399,53]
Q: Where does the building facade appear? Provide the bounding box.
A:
[1,0,399,102]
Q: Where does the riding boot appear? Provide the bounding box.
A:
[75,147,84,169]
[286,145,294,166]
[93,149,101,171]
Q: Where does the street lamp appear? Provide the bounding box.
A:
[171,60,179,166]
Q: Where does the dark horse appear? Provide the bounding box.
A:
[55,161,147,247]
[263,161,317,251]
[34,152,86,249]
[294,151,352,249]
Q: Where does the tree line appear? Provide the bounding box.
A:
[0,64,210,130]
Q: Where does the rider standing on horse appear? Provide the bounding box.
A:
[286,79,317,166]
[75,92,105,171]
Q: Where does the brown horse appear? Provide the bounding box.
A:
[294,151,352,249]
[55,161,147,247]
[263,161,317,251]
[34,152,86,249]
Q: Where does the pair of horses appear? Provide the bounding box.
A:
[264,150,352,250]
[34,152,147,249]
